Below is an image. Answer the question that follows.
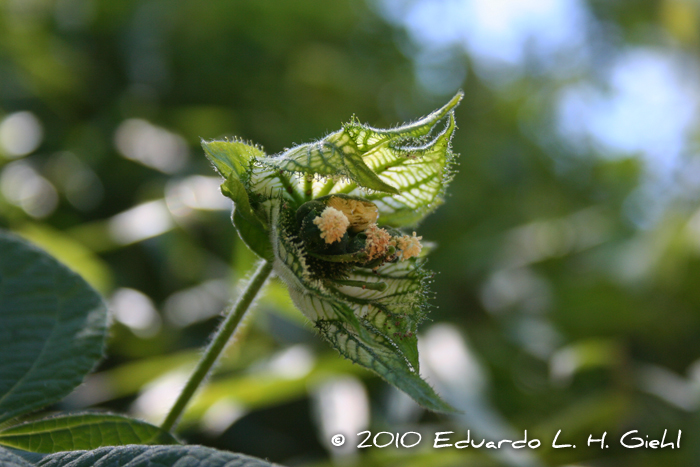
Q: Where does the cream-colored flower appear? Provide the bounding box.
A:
[313,206,350,244]
[396,232,423,260]
[326,196,378,232]
[365,224,392,261]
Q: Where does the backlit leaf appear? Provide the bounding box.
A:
[0,413,178,453]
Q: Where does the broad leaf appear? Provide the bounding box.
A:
[339,95,460,227]
[0,413,178,453]
[37,445,279,467]
[0,231,108,424]
[317,320,453,412]
[0,447,35,467]
[256,93,461,215]
[262,130,400,194]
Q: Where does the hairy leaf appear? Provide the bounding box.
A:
[261,92,462,204]
[0,447,36,467]
[0,413,178,453]
[37,445,278,467]
[0,231,108,424]
[203,140,273,259]
[276,214,454,412]
[202,139,263,179]
[337,93,461,226]
[262,130,400,194]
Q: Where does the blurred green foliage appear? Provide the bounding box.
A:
[3,0,700,465]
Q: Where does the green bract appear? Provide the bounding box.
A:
[203,92,462,412]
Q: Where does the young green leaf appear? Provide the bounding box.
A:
[0,231,108,424]
[0,413,178,453]
[37,445,279,467]
[203,92,462,412]
[203,140,273,260]
[347,110,458,227]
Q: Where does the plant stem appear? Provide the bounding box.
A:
[316,178,336,197]
[304,174,314,201]
[161,260,273,432]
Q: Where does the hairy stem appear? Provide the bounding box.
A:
[161,260,273,432]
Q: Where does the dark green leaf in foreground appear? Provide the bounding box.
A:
[0,413,178,453]
[0,447,35,467]
[37,445,279,467]
[0,231,108,424]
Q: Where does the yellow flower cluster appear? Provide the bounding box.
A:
[313,206,350,244]
[312,201,423,264]
[365,224,392,260]
[326,196,378,232]
[395,232,423,260]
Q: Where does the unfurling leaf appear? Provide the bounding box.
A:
[204,92,463,412]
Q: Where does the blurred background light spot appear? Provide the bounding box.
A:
[110,287,162,338]
[201,399,247,436]
[266,345,315,380]
[380,0,589,87]
[108,199,174,245]
[480,268,552,314]
[132,369,190,423]
[0,160,58,218]
[114,119,188,173]
[550,339,620,385]
[687,358,700,398]
[62,372,115,409]
[164,279,230,327]
[419,325,539,467]
[511,317,561,359]
[384,387,423,424]
[636,364,699,411]
[413,47,468,96]
[420,324,485,392]
[313,377,369,457]
[165,175,232,218]
[686,206,700,253]
[609,231,668,284]
[46,152,104,211]
[498,207,610,268]
[0,111,44,158]
[557,48,700,176]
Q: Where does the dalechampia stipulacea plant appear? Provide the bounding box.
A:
[203,92,462,412]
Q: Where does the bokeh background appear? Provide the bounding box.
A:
[3,0,700,465]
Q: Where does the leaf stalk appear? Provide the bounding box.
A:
[161,260,273,432]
